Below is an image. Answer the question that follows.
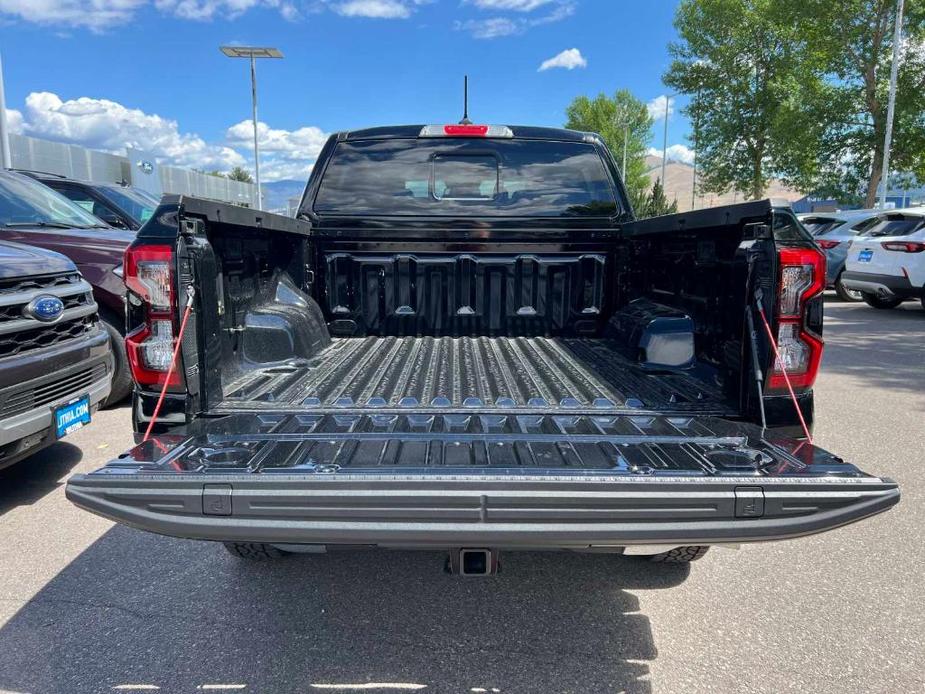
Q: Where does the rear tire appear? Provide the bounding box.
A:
[645,546,710,563]
[834,275,863,302]
[101,319,132,407]
[861,293,903,310]
[223,542,290,560]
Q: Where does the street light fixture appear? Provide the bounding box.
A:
[220,45,284,210]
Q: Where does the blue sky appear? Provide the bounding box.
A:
[0,0,692,181]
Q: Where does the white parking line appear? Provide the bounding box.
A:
[310,684,427,691]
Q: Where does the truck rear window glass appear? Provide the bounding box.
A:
[313,139,618,217]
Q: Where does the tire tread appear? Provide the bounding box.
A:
[647,546,710,563]
[223,542,289,560]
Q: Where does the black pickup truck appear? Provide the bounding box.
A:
[66,124,898,572]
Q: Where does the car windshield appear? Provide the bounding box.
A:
[313,138,619,217]
[863,215,925,238]
[97,185,157,225]
[0,173,106,228]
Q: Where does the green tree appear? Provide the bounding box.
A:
[564,89,653,211]
[664,0,807,201]
[227,166,254,183]
[781,0,925,207]
[638,178,679,218]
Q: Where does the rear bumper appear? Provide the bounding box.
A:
[65,473,899,549]
[840,271,921,299]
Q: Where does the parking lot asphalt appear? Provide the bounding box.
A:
[0,297,922,694]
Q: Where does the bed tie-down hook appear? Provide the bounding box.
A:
[143,285,196,442]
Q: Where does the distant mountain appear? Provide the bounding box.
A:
[262,179,307,212]
[643,157,802,213]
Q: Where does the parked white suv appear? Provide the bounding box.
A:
[841,207,925,310]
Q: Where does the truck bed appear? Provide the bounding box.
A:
[218,336,733,415]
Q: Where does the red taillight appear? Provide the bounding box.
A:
[777,247,825,318]
[768,247,825,392]
[881,241,925,253]
[816,239,840,249]
[124,245,173,310]
[124,244,181,388]
[443,124,488,136]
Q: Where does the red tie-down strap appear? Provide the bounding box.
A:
[143,286,195,442]
[755,304,813,444]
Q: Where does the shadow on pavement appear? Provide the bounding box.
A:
[819,301,925,400]
[0,526,690,693]
[0,441,83,516]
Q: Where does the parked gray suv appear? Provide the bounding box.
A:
[0,240,111,470]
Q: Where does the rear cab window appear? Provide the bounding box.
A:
[312,138,619,218]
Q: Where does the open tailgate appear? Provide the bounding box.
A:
[66,412,898,548]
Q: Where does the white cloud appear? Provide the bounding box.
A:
[0,0,297,29]
[538,47,586,72]
[456,0,574,38]
[467,0,555,10]
[454,16,520,38]
[647,95,675,121]
[331,0,412,18]
[4,108,24,134]
[647,144,695,165]
[226,119,329,181]
[16,91,245,170]
[154,0,298,21]
[0,0,145,30]
[8,91,328,179]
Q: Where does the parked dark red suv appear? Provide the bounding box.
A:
[0,170,133,404]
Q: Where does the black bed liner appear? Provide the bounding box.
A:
[129,411,773,473]
[220,336,732,415]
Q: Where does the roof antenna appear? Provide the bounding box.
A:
[459,75,472,125]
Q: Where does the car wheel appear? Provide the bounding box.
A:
[223,542,291,560]
[861,293,903,310]
[101,319,133,407]
[643,546,710,563]
[834,275,863,302]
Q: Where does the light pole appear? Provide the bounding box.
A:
[0,52,11,169]
[622,123,628,180]
[879,0,904,209]
[614,115,629,179]
[690,86,703,211]
[220,45,283,210]
[659,94,676,188]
